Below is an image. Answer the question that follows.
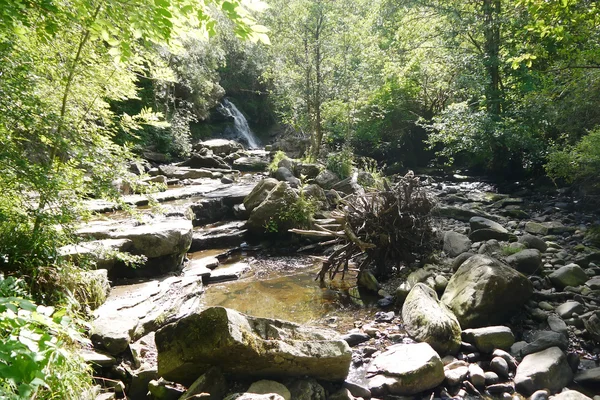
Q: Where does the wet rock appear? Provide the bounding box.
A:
[485,371,500,385]
[514,347,573,395]
[443,231,472,257]
[247,182,299,233]
[179,367,227,400]
[244,178,279,213]
[155,307,351,385]
[314,169,340,190]
[490,356,510,378]
[441,255,533,328]
[507,250,542,275]
[549,264,589,289]
[462,326,515,353]
[518,235,548,253]
[367,342,445,396]
[91,275,203,355]
[402,283,462,355]
[287,379,326,400]
[248,380,291,400]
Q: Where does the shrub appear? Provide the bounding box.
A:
[327,146,355,180]
[263,192,318,233]
[0,276,93,399]
[268,150,289,173]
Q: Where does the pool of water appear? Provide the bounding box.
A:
[200,253,379,331]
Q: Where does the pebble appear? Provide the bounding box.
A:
[529,389,549,400]
[485,371,500,385]
[490,356,510,378]
[469,363,486,387]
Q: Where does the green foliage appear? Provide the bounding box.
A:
[326,147,355,180]
[268,150,290,173]
[0,279,93,399]
[501,245,523,256]
[263,192,318,234]
[546,127,600,187]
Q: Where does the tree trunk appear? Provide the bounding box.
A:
[483,0,502,115]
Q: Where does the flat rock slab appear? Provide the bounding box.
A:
[367,342,444,396]
[155,307,351,385]
[191,221,247,252]
[514,347,573,396]
[91,275,203,355]
[205,262,251,283]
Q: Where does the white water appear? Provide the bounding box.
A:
[220,99,261,149]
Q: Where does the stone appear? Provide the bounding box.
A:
[301,184,327,206]
[444,361,469,386]
[180,367,227,400]
[492,349,519,370]
[525,222,549,236]
[549,264,589,289]
[461,326,515,353]
[195,139,244,156]
[204,262,251,283]
[155,307,351,385]
[244,178,279,213]
[287,379,326,400]
[514,347,573,395]
[314,169,340,190]
[129,366,159,399]
[469,363,486,387]
[485,371,500,385]
[547,315,568,338]
[190,221,247,252]
[453,252,475,271]
[555,301,585,319]
[434,206,499,222]
[147,379,184,400]
[506,249,543,275]
[443,231,472,257]
[367,342,445,396]
[247,182,299,233]
[518,331,569,357]
[182,153,231,170]
[358,270,380,292]
[58,238,133,271]
[518,235,548,253]
[574,367,600,386]
[586,276,600,290]
[80,349,117,367]
[469,229,510,242]
[530,389,550,400]
[332,175,363,195]
[274,167,301,188]
[342,332,370,347]
[402,283,462,355]
[470,216,508,234]
[294,163,322,179]
[225,394,285,400]
[583,311,600,342]
[441,255,533,328]
[550,390,593,400]
[91,275,203,355]
[234,156,269,172]
[491,356,510,378]
[248,380,291,400]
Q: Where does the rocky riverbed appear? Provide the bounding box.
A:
[74,139,600,400]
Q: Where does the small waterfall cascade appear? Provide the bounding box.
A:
[219,99,261,149]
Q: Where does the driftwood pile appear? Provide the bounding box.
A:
[292,171,436,282]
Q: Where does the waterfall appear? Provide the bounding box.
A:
[219,99,261,149]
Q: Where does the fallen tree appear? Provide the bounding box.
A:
[291,171,436,282]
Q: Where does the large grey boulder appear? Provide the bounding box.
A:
[155,307,351,385]
[514,347,573,396]
[194,139,244,156]
[367,343,445,396]
[506,249,543,275]
[244,178,279,213]
[441,255,533,328]
[247,182,299,233]
[314,169,340,190]
[274,167,301,188]
[443,231,472,257]
[548,264,588,289]
[402,283,462,355]
[91,275,203,355]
